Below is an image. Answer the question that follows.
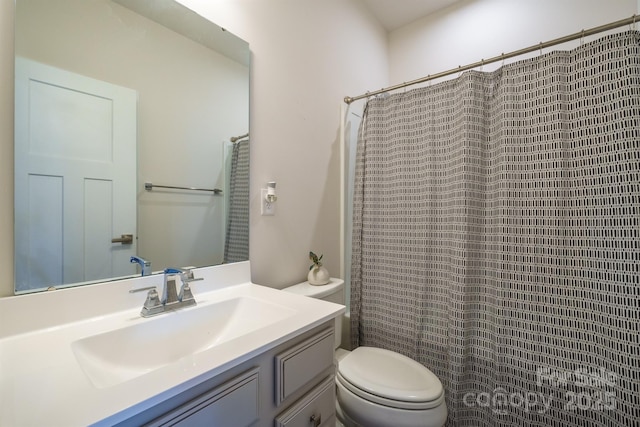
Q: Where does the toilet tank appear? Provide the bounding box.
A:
[282,278,345,349]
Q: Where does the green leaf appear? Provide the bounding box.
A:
[308,250,323,269]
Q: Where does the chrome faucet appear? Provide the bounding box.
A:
[162,269,180,305]
[130,256,151,276]
[130,268,203,317]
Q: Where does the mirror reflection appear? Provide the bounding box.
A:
[14,0,250,294]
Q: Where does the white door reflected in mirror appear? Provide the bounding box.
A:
[14,58,137,292]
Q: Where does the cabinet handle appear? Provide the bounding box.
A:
[310,413,321,427]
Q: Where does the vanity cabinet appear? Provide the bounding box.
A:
[114,321,336,427]
[274,376,335,427]
[274,328,335,426]
[144,368,260,427]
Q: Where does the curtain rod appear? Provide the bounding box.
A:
[230,132,249,142]
[344,14,638,104]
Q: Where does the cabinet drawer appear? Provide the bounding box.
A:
[274,375,335,427]
[146,368,259,427]
[275,327,334,405]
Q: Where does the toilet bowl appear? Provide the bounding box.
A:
[282,279,447,427]
[336,346,447,427]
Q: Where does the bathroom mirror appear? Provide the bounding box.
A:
[14,0,250,293]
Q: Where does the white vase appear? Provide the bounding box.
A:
[307,266,330,285]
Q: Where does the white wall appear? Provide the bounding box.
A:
[389,0,638,85]
[175,0,389,288]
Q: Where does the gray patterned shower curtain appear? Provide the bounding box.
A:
[223,138,250,263]
[350,31,639,426]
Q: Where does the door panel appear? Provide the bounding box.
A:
[15,57,137,292]
[25,174,63,288]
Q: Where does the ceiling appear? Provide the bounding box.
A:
[361,0,463,31]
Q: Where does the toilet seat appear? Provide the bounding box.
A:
[337,347,444,410]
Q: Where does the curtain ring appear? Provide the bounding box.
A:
[427,75,431,87]
[580,29,585,46]
[539,42,543,56]
[501,53,505,68]
[480,59,484,72]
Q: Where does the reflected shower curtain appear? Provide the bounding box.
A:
[350,31,639,426]
[223,139,250,263]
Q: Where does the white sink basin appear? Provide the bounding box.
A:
[71,296,295,388]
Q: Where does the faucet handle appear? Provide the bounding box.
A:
[141,288,163,317]
[129,285,156,294]
[178,270,202,302]
[129,286,160,306]
[130,286,163,317]
[183,271,204,284]
[142,288,161,309]
[179,283,195,303]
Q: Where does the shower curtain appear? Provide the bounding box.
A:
[223,138,250,263]
[350,31,639,426]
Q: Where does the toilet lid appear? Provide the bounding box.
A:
[338,347,444,409]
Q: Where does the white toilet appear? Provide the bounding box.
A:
[283,279,447,427]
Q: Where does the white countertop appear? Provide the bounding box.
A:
[0,262,344,426]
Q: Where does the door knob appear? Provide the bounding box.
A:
[111,234,133,244]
